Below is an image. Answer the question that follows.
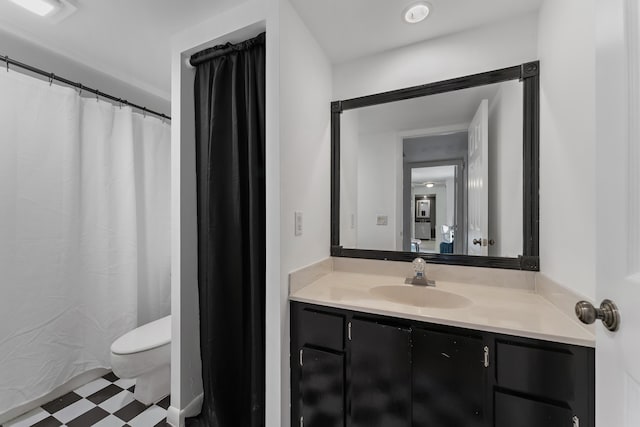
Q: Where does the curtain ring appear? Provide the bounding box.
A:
[5,56,8,72]
[49,73,54,86]
[118,99,123,109]
[95,90,99,102]
[142,107,146,118]
[78,83,83,96]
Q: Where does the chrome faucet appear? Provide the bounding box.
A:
[405,257,435,286]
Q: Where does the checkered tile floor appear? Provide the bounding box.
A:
[4,372,169,427]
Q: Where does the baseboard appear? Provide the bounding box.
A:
[0,368,110,425]
[167,393,203,427]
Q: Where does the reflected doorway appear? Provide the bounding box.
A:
[403,160,465,254]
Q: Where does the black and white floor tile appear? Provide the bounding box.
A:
[4,373,169,427]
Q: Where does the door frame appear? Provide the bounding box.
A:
[402,158,466,254]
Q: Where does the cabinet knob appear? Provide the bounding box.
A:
[473,238,482,246]
[575,299,620,331]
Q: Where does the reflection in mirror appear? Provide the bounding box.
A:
[339,80,523,258]
[410,164,460,254]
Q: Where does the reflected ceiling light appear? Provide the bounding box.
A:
[8,0,59,16]
[403,2,431,24]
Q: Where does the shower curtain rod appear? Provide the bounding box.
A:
[1,54,171,121]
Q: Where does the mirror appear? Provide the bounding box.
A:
[331,62,539,270]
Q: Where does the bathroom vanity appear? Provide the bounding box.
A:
[293,61,594,426]
[289,270,595,427]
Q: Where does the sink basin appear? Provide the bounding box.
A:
[369,285,472,309]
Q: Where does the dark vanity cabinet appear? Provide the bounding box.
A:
[292,307,346,427]
[412,328,486,427]
[291,301,594,427]
[492,340,594,427]
[350,319,412,427]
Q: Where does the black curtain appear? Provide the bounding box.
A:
[187,32,265,427]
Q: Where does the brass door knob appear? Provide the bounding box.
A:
[575,299,620,331]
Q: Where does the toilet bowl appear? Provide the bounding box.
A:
[110,315,171,405]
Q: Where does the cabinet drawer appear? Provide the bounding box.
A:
[494,391,573,427]
[496,341,575,402]
[298,308,344,351]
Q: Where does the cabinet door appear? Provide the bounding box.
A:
[300,346,345,427]
[350,319,412,427]
[412,328,485,427]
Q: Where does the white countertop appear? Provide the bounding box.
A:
[290,271,595,347]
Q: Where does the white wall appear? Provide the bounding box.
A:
[446,177,455,226]
[279,1,332,426]
[333,13,539,100]
[538,0,596,299]
[356,131,398,250]
[488,81,523,257]
[0,28,169,115]
[280,0,332,268]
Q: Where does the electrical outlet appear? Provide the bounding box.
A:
[376,215,388,226]
[295,211,303,236]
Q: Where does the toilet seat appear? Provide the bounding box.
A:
[111,315,171,355]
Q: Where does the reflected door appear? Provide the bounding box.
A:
[467,99,489,255]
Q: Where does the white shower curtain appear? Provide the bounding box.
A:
[0,70,171,415]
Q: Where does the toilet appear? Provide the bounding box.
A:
[110,315,171,405]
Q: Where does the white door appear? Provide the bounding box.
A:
[467,99,489,256]
[594,0,640,425]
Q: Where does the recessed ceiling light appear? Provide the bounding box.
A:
[8,0,59,16]
[425,183,434,188]
[403,2,431,24]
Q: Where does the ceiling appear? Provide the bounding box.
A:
[288,0,542,64]
[0,0,241,100]
[412,165,456,185]
[0,0,542,102]
[352,82,516,135]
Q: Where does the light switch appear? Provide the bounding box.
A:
[295,211,303,236]
[376,215,388,226]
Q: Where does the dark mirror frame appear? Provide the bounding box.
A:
[330,61,540,271]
